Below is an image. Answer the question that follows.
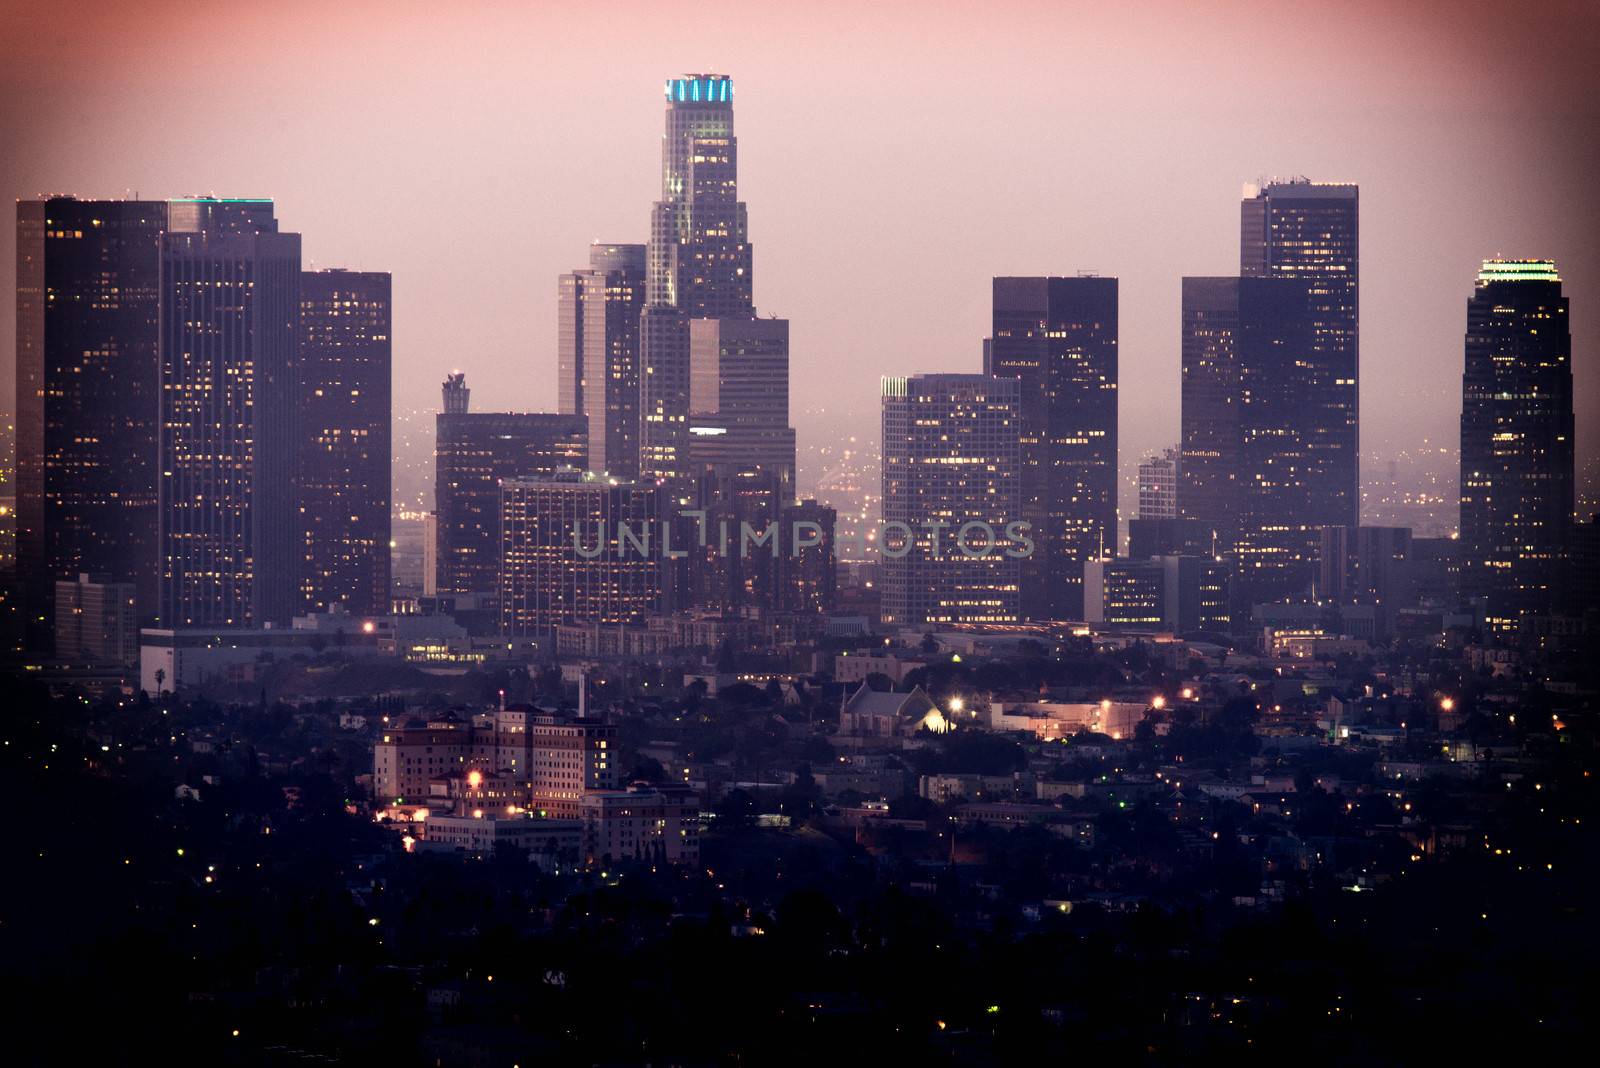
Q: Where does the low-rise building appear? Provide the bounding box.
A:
[420,813,582,864]
[580,784,700,865]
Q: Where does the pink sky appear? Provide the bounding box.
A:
[3,0,1596,503]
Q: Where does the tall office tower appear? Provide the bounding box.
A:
[688,316,796,486]
[648,74,751,315]
[880,374,1022,627]
[1459,259,1574,632]
[777,497,838,614]
[558,243,646,477]
[299,269,392,616]
[159,198,302,629]
[641,74,756,486]
[1179,275,1317,606]
[54,572,138,666]
[1241,179,1360,533]
[1138,447,1180,520]
[686,466,782,612]
[434,374,587,597]
[498,470,660,637]
[984,276,1118,619]
[15,198,166,649]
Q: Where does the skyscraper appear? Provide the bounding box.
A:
[688,316,796,486]
[881,374,1022,627]
[1179,274,1318,606]
[159,198,302,629]
[15,197,166,648]
[1459,259,1573,632]
[558,243,645,478]
[648,74,751,316]
[299,269,392,616]
[1138,447,1180,520]
[1241,179,1360,534]
[434,375,587,597]
[640,74,756,486]
[498,470,660,637]
[984,276,1118,619]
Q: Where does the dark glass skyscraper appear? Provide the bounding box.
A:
[498,470,660,637]
[14,198,166,647]
[159,198,302,629]
[299,269,392,617]
[640,74,756,487]
[1180,275,1317,605]
[1241,179,1360,534]
[434,374,587,597]
[881,374,1022,627]
[984,276,1118,620]
[558,243,645,478]
[1459,259,1573,632]
[688,316,796,487]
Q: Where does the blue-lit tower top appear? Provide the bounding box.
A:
[648,72,750,314]
[665,74,733,104]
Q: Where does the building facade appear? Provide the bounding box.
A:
[559,243,646,478]
[298,269,391,616]
[1317,525,1413,606]
[985,276,1118,619]
[54,572,137,666]
[580,784,700,865]
[687,316,796,487]
[498,471,660,637]
[1138,447,1180,520]
[1180,274,1319,606]
[15,198,166,648]
[159,198,302,628]
[1459,259,1574,632]
[1083,555,1231,633]
[880,374,1022,627]
[434,375,587,596]
[1241,179,1360,538]
[640,74,757,486]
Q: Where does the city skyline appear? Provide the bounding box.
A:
[2,1,1596,509]
[2,7,1597,1062]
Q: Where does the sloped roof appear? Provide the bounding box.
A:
[843,683,935,719]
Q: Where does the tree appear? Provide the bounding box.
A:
[628,757,666,784]
[715,788,758,828]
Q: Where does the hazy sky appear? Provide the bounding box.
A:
[3,0,1596,501]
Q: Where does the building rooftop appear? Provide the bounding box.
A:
[1476,258,1560,285]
